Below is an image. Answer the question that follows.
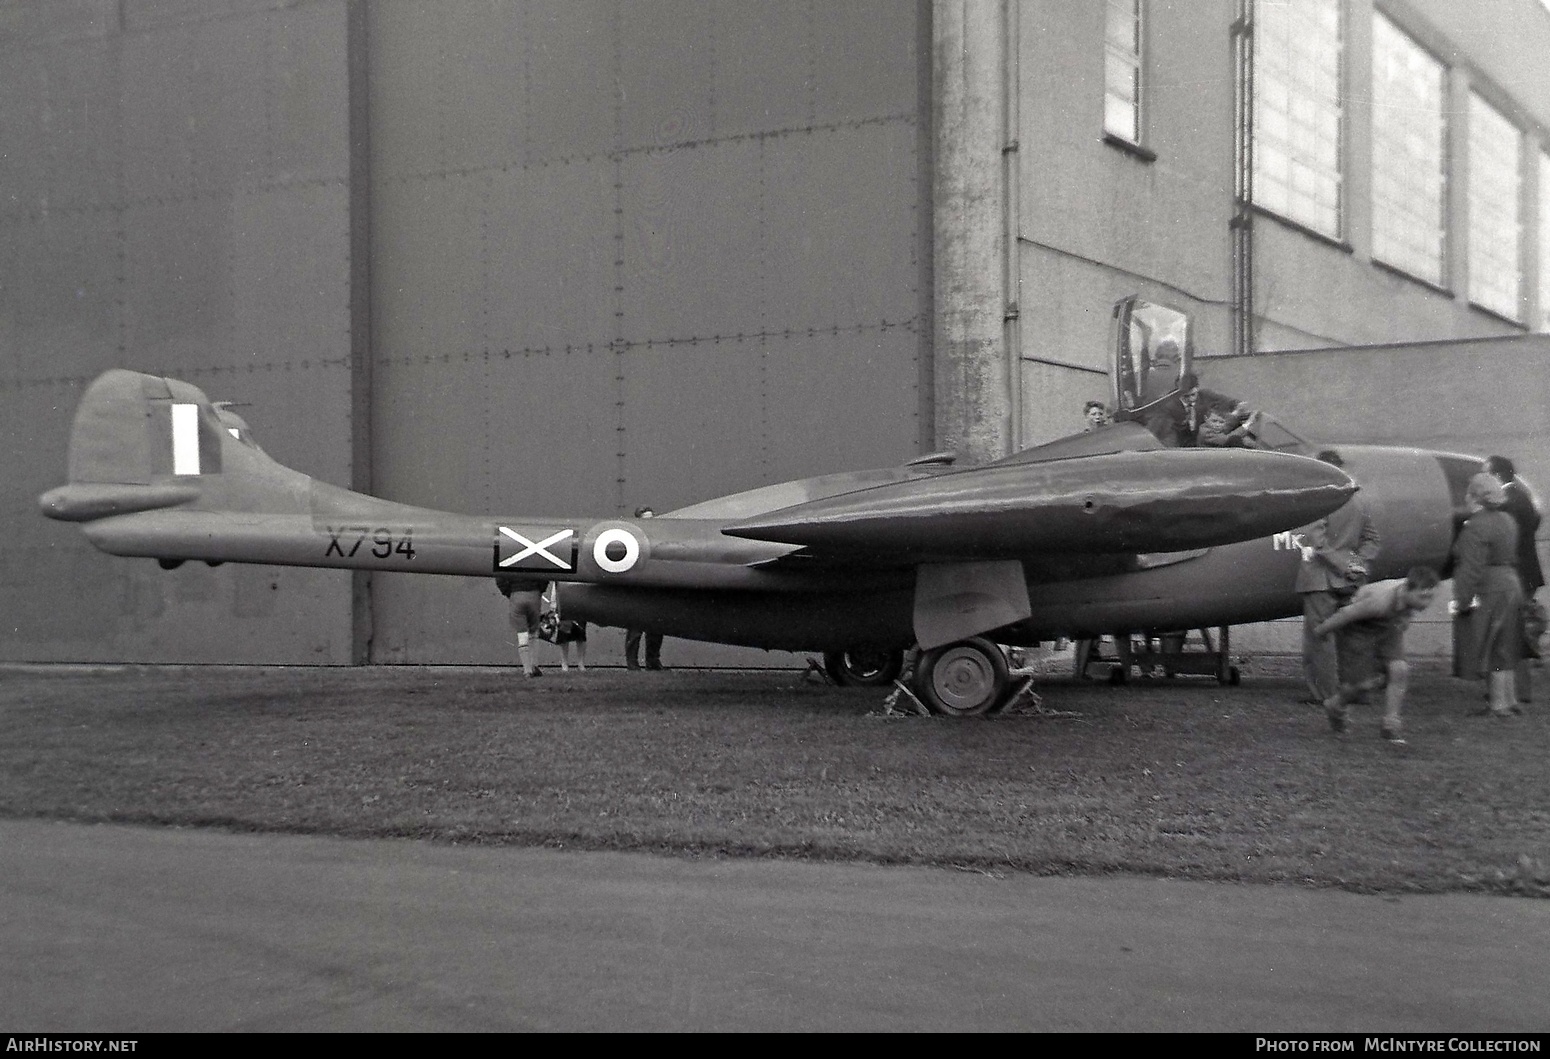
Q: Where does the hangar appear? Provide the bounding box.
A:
[4,0,1549,665]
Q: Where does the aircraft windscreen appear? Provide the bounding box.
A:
[1113,299,1191,416]
[1243,414,1314,455]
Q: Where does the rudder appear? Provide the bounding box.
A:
[41,370,233,523]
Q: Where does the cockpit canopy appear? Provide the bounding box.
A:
[1111,296,1192,419]
[1108,295,1314,456]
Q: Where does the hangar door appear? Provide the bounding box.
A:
[363,1,933,664]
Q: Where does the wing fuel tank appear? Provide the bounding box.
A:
[723,449,1354,557]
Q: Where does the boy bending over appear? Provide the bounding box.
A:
[1314,567,1441,744]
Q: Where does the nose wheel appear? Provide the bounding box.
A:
[915,637,1010,717]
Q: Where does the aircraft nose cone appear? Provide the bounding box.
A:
[1140,450,1354,546]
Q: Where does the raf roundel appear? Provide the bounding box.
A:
[593,527,642,573]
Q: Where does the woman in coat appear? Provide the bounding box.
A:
[1453,473,1523,716]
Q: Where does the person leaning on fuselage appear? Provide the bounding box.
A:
[1295,449,1381,706]
[1453,472,1523,717]
[1315,566,1440,745]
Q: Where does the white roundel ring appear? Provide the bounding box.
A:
[593,527,641,573]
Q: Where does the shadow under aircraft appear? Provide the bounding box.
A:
[41,298,1491,715]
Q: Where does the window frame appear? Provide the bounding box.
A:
[1251,0,1346,241]
[1539,150,1550,332]
[1466,90,1524,323]
[1369,11,1449,288]
[1102,0,1149,156]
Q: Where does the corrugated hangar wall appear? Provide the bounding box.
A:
[1,0,932,665]
[1,0,362,664]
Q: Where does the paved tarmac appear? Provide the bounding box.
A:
[1,818,1546,1033]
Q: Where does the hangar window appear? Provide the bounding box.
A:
[1253,0,1343,239]
[1541,152,1550,332]
[1370,14,1446,286]
[1467,92,1522,321]
[1103,0,1144,146]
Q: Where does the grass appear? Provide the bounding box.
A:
[1,660,1547,896]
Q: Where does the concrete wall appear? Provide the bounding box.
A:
[1015,0,1236,445]
[1207,332,1550,655]
[1207,334,1550,476]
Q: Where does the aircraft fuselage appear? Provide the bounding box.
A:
[41,370,1477,659]
[562,444,1471,650]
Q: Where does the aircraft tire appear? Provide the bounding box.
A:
[822,648,905,687]
[914,637,1009,717]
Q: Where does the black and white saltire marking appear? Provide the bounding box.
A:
[494,526,576,572]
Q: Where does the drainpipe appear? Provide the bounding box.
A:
[1002,0,1022,451]
[1230,0,1255,357]
[933,0,1012,463]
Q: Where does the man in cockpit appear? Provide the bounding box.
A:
[1141,370,1200,447]
[1142,370,1260,450]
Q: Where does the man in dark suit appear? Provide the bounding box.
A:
[1295,449,1382,705]
[1140,371,1199,447]
[1485,456,1542,703]
[1485,455,1544,596]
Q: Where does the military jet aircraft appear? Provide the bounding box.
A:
[39,298,1483,715]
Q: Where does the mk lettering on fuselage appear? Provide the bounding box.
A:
[1272,530,1311,558]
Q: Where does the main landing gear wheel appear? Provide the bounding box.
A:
[823,648,905,687]
[915,637,1010,717]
